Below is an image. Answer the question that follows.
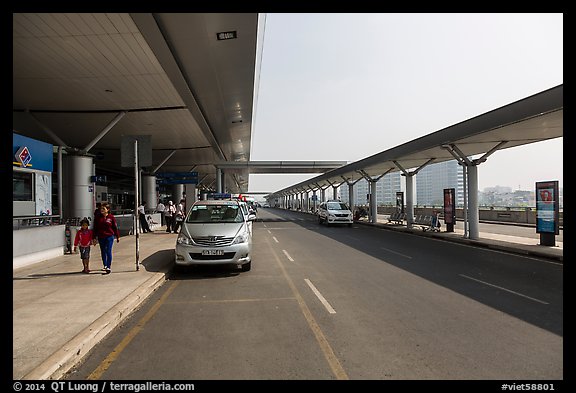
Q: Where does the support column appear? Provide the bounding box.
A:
[405,174,415,228]
[63,155,94,221]
[172,184,184,203]
[468,164,479,240]
[216,168,222,193]
[185,184,197,214]
[142,175,157,210]
[305,191,309,212]
[332,185,338,200]
[348,184,355,214]
[370,180,377,223]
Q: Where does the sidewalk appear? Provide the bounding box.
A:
[12,218,563,380]
[13,228,178,380]
[362,214,563,262]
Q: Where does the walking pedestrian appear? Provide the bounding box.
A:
[93,201,120,274]
[165,200,176,233]
[138,201,151,233]
[155,200,166,226]
[173,199,185,233]
[73,218,95,273]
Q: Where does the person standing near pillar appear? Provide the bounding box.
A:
[93,202,120,274]
[155,199,166,226]
[173,199,185,233]
[164,200,176,233]
[138,201,151,233]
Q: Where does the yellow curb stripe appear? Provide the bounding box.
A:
[87,281,180,380]
[266,238,349,380]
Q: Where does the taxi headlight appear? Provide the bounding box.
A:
[177,233,193,245]
[232,232,249,245]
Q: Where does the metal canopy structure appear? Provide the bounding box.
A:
[268,84,563,198]
[13,13,263,193]
[215,161,348,175]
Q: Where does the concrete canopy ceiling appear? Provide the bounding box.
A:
[13,12,262,193]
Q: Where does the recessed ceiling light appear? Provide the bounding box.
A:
[216,31,237,40]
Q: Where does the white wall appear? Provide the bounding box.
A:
[13,225,66,269]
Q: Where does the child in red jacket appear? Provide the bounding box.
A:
[74,218,95,273]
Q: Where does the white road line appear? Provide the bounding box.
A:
[380,246,412,259]
[305,279,336,314]
[267,229,271,234]
[282,249,294,262]
[272,236,279,243]
[459,274,549,305]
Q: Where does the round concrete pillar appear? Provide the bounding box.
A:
[142,175,157,210]
[172,184,185,203]
[64,155,94,221]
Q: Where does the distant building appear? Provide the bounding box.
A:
[340,172,404,206]
[416,160,464,207]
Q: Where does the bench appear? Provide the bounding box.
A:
[387,211,406,224]
[413,214,441,232]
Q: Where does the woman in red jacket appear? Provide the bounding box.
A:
[93,202,120,274]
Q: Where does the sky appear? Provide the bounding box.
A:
[247,13,563,194]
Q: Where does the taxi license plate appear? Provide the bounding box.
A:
[202,250,224,256]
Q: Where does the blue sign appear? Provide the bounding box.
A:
[156,172,198,178]
[157,178,198,185]
[90,175,107,183]
[208,193,231,200]
[13,133,53,172]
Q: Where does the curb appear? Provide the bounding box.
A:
[355,220,563,263]
[22,271,170,380]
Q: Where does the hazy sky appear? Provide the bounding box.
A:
[247,13,563,193]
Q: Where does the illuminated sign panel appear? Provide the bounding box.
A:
[216,31,237,40]
[536,181,559,234]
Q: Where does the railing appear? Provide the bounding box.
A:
[12,214,62,230]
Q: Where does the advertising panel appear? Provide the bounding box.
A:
[536,181,559,234]
[396,192,404,213]
[443,188,456,225]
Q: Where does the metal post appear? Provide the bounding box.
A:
[134,139,140,270]
[462,164,468,238]
[58,146,63,221]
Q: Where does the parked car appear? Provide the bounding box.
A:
[317,200,353,227]
[175,199,256,272]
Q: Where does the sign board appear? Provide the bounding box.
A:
[90,175,107,183]
[13,133,53,172]
[157,178,198,185]
[443,188,456,225]
[208,193,231,200]
[536,181,559,234]
[396,192,404,213]
[156,172,198,185]
[121,135,152,167]
[15,146,32,167]
[156,172,198,178]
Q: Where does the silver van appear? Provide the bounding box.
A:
[175,199,255,271]
[317,200,353,227]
